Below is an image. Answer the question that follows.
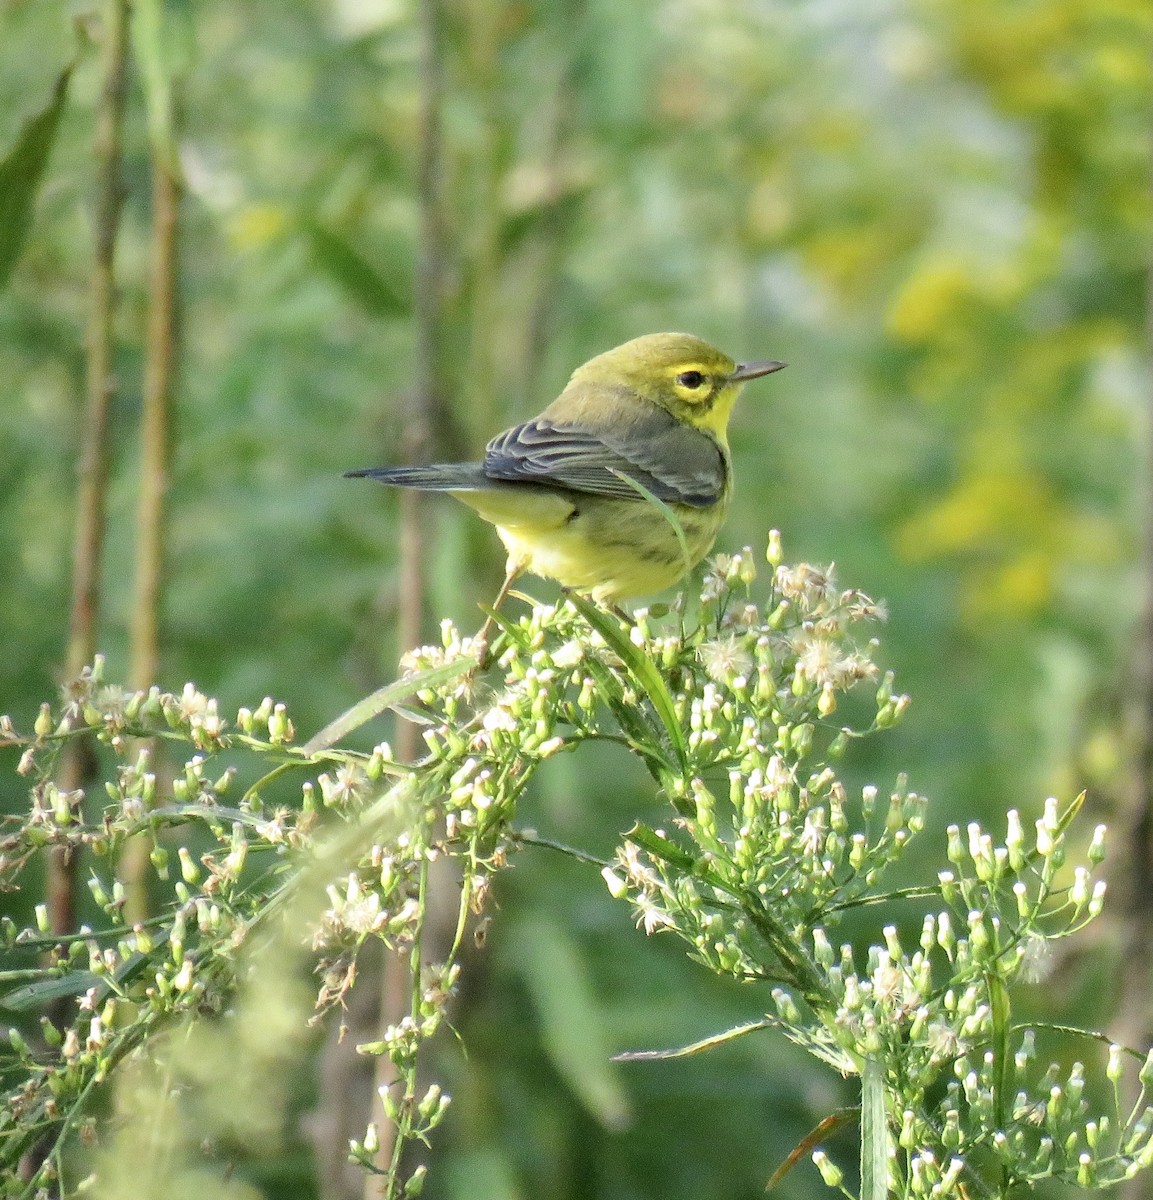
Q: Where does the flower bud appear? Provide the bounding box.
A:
[812,1151,842,1188]
[34,704,53,738]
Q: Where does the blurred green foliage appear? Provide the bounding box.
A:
[1,0,1149,1196]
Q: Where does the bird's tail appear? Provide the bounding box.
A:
[343,463,490,491]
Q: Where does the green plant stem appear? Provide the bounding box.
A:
[860,1056,888,1200]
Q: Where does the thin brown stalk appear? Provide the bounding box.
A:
[23,0,131,1185]
[367,1,448,1192]
[53,0,130,944]
[121,109,182,927]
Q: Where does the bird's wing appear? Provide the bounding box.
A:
[483,408,726,508]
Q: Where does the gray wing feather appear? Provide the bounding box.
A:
[483,407,725,508]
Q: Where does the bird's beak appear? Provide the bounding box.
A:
[730,359,787,381]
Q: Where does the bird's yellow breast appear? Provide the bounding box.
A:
[460,487,729,603]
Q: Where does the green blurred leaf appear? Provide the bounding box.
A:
[513,914,631,1131]
[2,970,101,1012]
[301,656,478,755]
[0,65,71,292]
[132,0,195,171]
[303,221,410,317]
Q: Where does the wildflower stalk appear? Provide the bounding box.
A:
[0,537,1148,1199]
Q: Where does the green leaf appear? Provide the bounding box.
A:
[580,651,672,778]
[2,971,102,1012]
[513,914,632,1130]
[304,221,410,317]
[605,468,691,582]
[0,65,72,292]
[567,592,688,773]
[301,657,478,755]
[132,0,195,172]
[613,1018,773,1061]
[626,823,701,875]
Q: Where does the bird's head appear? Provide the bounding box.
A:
[569,332,785,439]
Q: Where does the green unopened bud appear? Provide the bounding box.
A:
[1077,1153,1094,1188]
[601,867,628,899]
[812,927,834,968]
[1006,809,1026,869]
[791,723,813,757]
[34,704,53,738]
[812,1151,842,1188]
[268,703,293,744]
[942,1108,962,1150]
[765,529,783,567]
[935,909,956,955]
[178,847,200,884]
[52,786,74,826]
[417,1083,446,1120]
[151,845,170,879]
[772,987,801,1023]
[1088,824,1107,865]
[946,825,964,865]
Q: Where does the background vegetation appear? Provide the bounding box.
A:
[1,0,1150,1197]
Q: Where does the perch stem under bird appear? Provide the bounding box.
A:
[346,332,785,657]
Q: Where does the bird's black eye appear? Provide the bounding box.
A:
[676,370,705,389]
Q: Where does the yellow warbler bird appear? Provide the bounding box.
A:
[346,332,784,606]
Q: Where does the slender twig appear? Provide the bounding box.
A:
[121,92,182,927]
[27,11,130,1186]
[52,0,131,973]
[366,0,447,1191]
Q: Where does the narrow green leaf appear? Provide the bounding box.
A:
[567,592,688,772]
[2,971,102,1012]
[514,914,632,1130]
[301,657,477,755]
[0,65,72,291]
[304,221,410,317]
[613,1018,773,1061]
[626,823,701,874]
[605,468,691,580]
[859,1056,888,1200]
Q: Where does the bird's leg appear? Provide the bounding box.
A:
[558,587,633,628]
[476,561,523,669]
[607,603,634,626]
